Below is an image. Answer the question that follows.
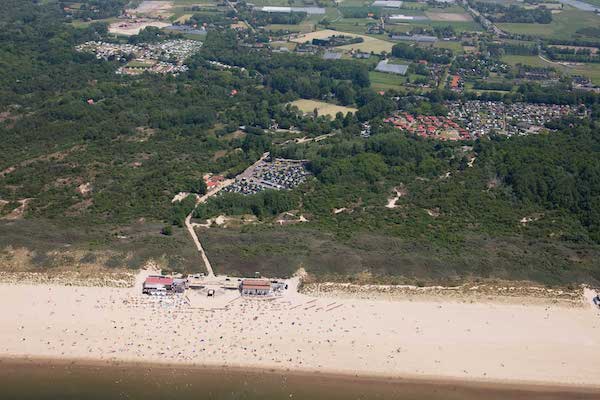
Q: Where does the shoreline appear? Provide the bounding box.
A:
[3,355,600,396]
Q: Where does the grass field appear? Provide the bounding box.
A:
[369,71,407,91]
[290,99,357,117]
[433,40,464,53]
[498,10,600,40]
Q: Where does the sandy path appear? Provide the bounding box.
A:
[1,280,600,387]
[184,180,234,277]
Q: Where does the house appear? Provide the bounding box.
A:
[240,279,272,296]
[142,275,173,294]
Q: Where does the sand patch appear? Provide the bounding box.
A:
[386,185,406,209]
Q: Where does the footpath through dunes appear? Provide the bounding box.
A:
[1,270,600,389]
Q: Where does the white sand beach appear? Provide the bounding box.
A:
[1,273,600,389]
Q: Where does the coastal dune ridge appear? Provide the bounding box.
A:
[1,268,600,391]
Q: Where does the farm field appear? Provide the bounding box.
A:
[290,29,394,53]
[290,99,357,117]
[497,10,600,40]
[433,40,464,53]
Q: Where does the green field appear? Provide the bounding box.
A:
[369,71,407,91]
[433,40,464,53]
[498,10,600,40]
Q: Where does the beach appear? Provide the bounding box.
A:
[1,271,600,392]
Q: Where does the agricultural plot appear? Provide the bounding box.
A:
[290,99,357,117]
[497,10,600,40]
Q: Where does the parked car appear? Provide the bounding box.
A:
[207,289,215,297]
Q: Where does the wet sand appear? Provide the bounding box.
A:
[2,358,600,400]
